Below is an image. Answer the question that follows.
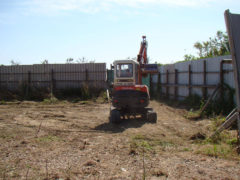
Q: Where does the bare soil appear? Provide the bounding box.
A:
[0,100,239,179]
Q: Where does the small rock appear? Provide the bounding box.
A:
[121,168,127,172]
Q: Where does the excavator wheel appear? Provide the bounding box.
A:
[147,111,157,123]
[109,109,121,124]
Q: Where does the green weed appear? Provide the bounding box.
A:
[226,138,238,146]
[36,135,61,143]
[42,96,58,104]
[200,84,235,116]
[129,134,176,154]
[193,118,239,159]
[0,100,6,105]
[197,144,233,158]
[183,94,202,108]
[182,147,192,152]
[184,110,201,120]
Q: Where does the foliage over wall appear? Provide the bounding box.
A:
[183,31,230,62]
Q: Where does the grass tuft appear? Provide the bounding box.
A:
[0,100,6,105]
[184,110,201,120]
[42,95,59,104]
[36,135,61,143]
[129,134,176,154]
[196,144,234,158]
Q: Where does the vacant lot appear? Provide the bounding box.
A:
[0,100,239,179]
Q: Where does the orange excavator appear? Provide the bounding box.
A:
[109,36,158,123]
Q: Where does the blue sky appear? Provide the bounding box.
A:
[0,0,239,66]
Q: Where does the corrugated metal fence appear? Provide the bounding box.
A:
[0,63,106,91]
[151,55,234,100]
[0,56,235,100]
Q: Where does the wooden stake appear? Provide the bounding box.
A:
[200,84,221,114]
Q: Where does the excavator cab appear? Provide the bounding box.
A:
[113,60,139,86]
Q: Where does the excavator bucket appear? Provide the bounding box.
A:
[141,64,158,74]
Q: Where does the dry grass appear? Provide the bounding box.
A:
[0,100,239,179]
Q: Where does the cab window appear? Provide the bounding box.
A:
[116,63,133,77]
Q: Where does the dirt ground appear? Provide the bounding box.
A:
[0,100,240,180]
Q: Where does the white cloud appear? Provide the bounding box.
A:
[25,0,217,15]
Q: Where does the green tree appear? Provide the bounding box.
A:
[10,60,20,65]
[194,41,203,57]
[183,54,197,61]
[41,59,48,64]
[77,57,95,63]
[77,57,87,63]
[66,58,74,64]
[183,30,230,61]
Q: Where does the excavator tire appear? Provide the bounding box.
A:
[147,111,157,123]
[109,109,121,124]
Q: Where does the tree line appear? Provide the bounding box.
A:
[9,57,95,65]
[183,30,230,61]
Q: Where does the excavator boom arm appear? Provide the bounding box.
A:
[137,36,148,65]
